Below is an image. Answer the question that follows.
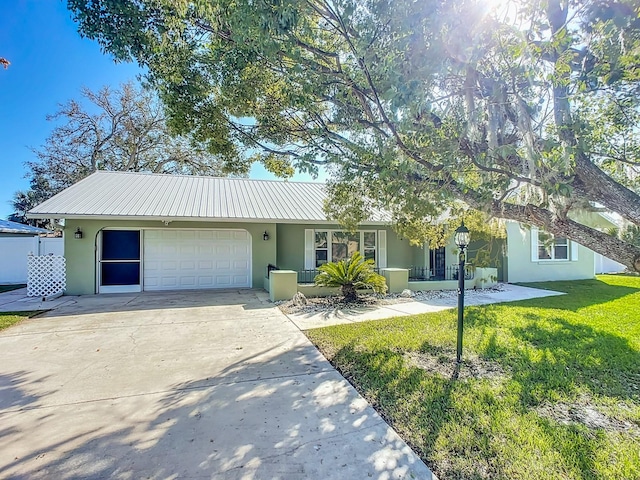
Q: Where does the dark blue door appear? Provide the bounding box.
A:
[101,230,141,286]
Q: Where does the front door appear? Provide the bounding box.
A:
[430,247,446,280]
[99,230,142,293]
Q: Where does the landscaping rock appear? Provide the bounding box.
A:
[400,289,414,298]
[292,291,308,306]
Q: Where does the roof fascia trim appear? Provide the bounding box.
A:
[26,213,389,226]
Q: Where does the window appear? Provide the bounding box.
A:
[315,232,328,266]
[331,231,360,262]
[536,231,569,261]
[364,232,376,262]
[312,230,376,267]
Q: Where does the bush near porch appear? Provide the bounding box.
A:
[306,275,640,480]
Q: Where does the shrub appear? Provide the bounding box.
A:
[314,251,387,302]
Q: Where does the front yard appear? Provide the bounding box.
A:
[306,275,640,480]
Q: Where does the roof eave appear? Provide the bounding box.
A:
[26,213,390,226]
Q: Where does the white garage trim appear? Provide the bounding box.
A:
[142,228,252,291]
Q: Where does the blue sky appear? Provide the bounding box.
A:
[0,0,324,221]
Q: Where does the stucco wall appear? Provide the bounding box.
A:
[274,224,417,271]
[466,238,506,282]
[506,222,595,283]
[64,220,276,295]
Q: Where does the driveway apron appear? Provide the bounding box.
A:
[0,289,433,479]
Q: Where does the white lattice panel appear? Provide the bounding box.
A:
[27,255,66,298]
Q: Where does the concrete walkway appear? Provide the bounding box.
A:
[0,289,433,479]
[286,283,564,330]
[0,287,78,312]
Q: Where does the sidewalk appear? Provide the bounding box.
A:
[285,283,564,330]
[0,287,78,312]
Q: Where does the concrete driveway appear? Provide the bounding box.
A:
[0,289,433,479]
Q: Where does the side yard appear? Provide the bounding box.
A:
[0,285,26,294]
[306,275,640,480]
[0,311,43,331]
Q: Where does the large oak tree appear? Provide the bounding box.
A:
[68,0,640,271]
[11,81,240,223]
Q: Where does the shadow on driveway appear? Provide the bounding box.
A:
[0,346,432,479]
[0,291,433,479]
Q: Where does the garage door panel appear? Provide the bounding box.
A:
[234,260,249,269]
[143,229,251,291]
[162,231,179,241]
[179,276,196,287]
[161,261,179,270]
[215,231,232,241]
[198,231,214,240]
[160,277,178,287]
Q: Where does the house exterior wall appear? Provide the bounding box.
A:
[466,238,506,282]
[64,219,276,295]
[274,224,417,271]
[506,222,595,283]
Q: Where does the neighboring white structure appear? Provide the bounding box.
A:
[594,254,626,274]
[0,220,63,284]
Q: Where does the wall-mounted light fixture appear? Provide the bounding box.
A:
[74,227,83,239]
[263,231,270,241]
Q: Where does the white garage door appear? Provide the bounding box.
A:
[143,229,251,291]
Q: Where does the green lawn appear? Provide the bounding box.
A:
[0,311,43,331]
[0,284,26,294]
[306,275,640,480]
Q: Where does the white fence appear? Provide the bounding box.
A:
[27,254,66,297]
[594,253,626,274]
[0,237,64,284]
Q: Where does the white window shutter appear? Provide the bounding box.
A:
[531,228,539,262]
[304,229,315,269]
[571,241,579,261]
[378,230,387,268]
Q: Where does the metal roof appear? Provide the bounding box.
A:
[28,171,390,224]
[0,219,49,235]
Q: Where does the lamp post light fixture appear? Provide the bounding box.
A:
[454,221,470,364]
[74,227,83,239]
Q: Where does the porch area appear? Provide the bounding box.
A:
[264,266,499,302]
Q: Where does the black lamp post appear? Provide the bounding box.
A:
[454,221,470,364]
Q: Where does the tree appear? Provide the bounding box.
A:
[68,0,640,271]
[12,82,241,218]
[314,252,387,302]
[8,174,54,228]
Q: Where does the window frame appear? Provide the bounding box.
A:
[534,229,571,262]
[312,229,378,267]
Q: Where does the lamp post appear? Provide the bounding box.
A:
[454,221,470,364]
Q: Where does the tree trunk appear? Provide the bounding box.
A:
[572,155,640,227]
[342,283,358,303]
[487,201,640,273]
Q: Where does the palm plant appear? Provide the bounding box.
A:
[314,251,387,302]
